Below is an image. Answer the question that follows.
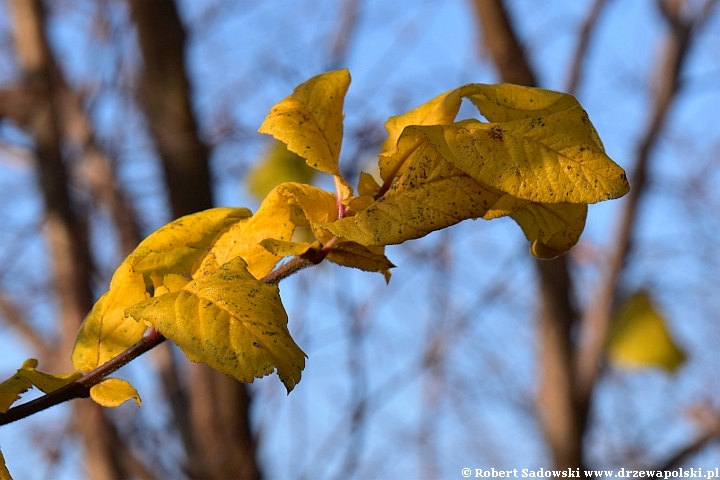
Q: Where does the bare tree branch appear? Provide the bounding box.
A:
[469,0,583,469]
[566,0,610,95]
[574,0,715,423]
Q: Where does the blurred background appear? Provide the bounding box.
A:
[0,0,719,479]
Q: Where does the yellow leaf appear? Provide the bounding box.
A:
[72,208,250,372]
[357,171,381,197]
[246,140,316,201]
[126,257,306,392]
[259,239,316,258]
[387,113,628,205]
[0,359,81,412]
[607,291,686,372]
[203,183,337,279]
[0,449,12,480]
[258,69,352,197]
[16,363,82,394]
[379,83,611,187]
[327,242,395,283]
[484,195,587,258]
[89,378,141,408]
[129,207,252,282]
[0,371,32,414]
[321,141,503,246]
[71,260,149,372]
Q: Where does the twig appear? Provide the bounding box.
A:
[566,0,609,94]
[0,245,328,426]
[0,329,166,426]
[574,0,716,428]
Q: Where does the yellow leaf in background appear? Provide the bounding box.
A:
[72,260,148,372]
[246,140,317,201]
[607,291,686,372]
[203,183,337,279]
[258,69,352,197]
[326,242,395,283]
[322,140,503,246]
[0,449,12,480]
[126,257,306,392]
[89,378,141,408]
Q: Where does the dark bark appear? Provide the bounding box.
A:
[127,1,261,478]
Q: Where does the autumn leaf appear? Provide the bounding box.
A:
[385,114,628,206]
[258,69,352,198]
[72,208,250,372]
[16,360,82,394]
[322,140,503,246]
[126,257,306,392]
[607,291,686,372]
[201,183,337,279]
[0,361,33,413]
[72,260,149,372]
[326,242,395,283]
[484,195,587,259]
[89,378,141,408]
[247,139,316,201]
[128,207,252,281]
[0,359,81,412]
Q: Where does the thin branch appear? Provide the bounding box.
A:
[0,292,51,360]
[566,0,609,94]
[0,247,324,426]
[0,329,166,426]
[574,0,716,428]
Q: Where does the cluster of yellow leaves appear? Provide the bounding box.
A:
[61,68,628,407]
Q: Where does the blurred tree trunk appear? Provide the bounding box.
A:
[470,0,584,469]
[127,1,261,479]
[7,1,153,479]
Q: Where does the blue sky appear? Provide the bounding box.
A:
[1,0,720,478]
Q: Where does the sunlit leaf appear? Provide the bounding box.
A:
[202,183,336,279]
[16,362,81,394]
[126,257,306,392]
[326,242,395,283]
[129,207,252,281]
[0,364,33,413]
[385,114,628,205]
[607,291,686,372]
[89,378,141,408]
[247,140,316,201]
[0,359,81,412]
[71,260,149,372]
[484,195,587,258]
[258,69,352,197]
[0,449,12,480]
[357,171,381,197]
[259,239,316,258]
[322,141,503,246]
[72,208,250,371]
